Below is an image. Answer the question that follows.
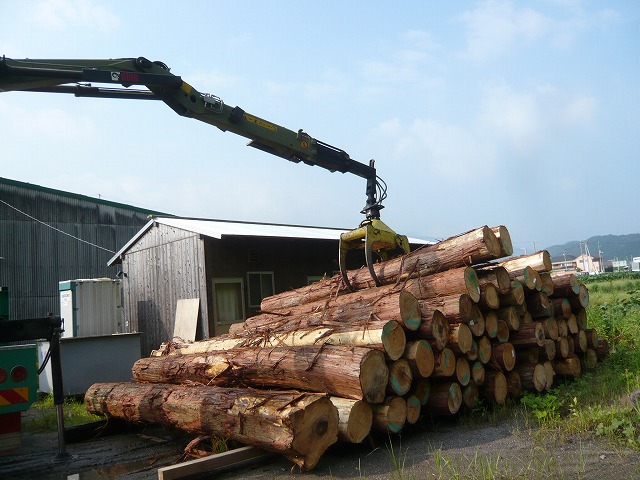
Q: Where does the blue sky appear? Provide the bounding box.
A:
[1,0,638,253]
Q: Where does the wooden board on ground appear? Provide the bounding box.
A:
[172,298,200,341]
[157,446,271,480]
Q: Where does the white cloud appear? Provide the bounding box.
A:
[33,0,120,31]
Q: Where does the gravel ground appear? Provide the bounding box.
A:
[1,416,639,480]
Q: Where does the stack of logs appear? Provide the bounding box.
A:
[84,225,606,471]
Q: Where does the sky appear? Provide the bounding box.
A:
[1,0,638,254]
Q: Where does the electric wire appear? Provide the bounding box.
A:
[0,198,116,254]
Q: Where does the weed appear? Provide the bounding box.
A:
[23,394,101,433]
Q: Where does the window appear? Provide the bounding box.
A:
[212,278,245,325]
[247,272,274,307]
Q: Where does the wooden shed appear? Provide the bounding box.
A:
[109,216,426,356]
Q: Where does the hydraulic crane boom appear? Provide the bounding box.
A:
[0,56,409,288]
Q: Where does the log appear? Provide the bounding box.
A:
[467,309,485,337]
[584,329,599,349]
[496,320,510,343]
[507,322,545,348]
[499,251,552,275]
[497,306,520,331]
[526,291,553,319]
[411,378,431,405]
[419,294,477,324]
[405,266,481,303]
[85,383,338,471]
[567,336,575,355]
[554,355,582,378]
[491,342,516,372]
[466,339,478,361]
[595,339,609,360]
[516,363,546,392]
[329,397,372,443]
[581,348,598,370]
[371,397,406,433]
[260,226,502,310]
[566,314,579,334]
[499,280,525,306]
[478,283,500,310]
[481,370,508,405]
[432,348,456,377]
[415,310,450,351]
[471,361,485,386]
[568,284,590,310]
[506,371,522,398]
[573,330,588,353]
[134,345,389,404]
[387,359,413,396]
[240,287,421,334]
[484,311,499,339]
[551,298,572,319]
[543,360,555,390]
[427,381,463,415]
[405,395,422,424]
[539,273,554,296]
[539,317,559,341]
[555,337,570,359]
[516,346,539,364]
[478,336,492,365]
[540,339,556,361]
[448,323,473,355]
[456,356,471,386]
[154,320,407,362]
[516,266,540,291]
[575,308,587,330]
[476,266,512,294]
[550,273,580,297]
[491,225,514,257]
[521,311,533,325]
[462,383,479,409]
[557,318,568,338]
[403,340,434,378]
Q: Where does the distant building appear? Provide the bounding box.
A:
[633,257,640,272]
[551,253,602,275]
[612,259,630,272]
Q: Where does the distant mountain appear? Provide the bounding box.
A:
[545,234,640,261]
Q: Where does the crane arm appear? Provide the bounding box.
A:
[0,56,384,219]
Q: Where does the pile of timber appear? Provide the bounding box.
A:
[84,225,606,471]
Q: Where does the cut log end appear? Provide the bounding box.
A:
[360,350,390,404]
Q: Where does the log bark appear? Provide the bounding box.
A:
[405,266,481,303]
[427,381,463,415]
[481,370,508,405]
[371,397,406,433]
[403,340,434,378]
[506,371,522,398]
[154,320,407,362]
[418,294,477,324]
[134,345,389,404]
[260,226,501,311]
[85,383,338,471]
[329,397,372,444]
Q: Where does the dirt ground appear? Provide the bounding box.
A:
[1,415,639,480]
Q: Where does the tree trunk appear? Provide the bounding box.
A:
[260,226,502,311]
[506,371,522,398]
[427,381,463,415]
[526,291,553,319]
[508,322,545,348]
[568,284,589,310]
[432,348,456,377]
[497,306,520,331]
[476,266,512,294]
[448,323,473,355]
[498,251,552,275]
[498,280,525,306]
[491,342,516,372]
[491,225,513,257]
[516,363,546,392]
[539,317,559,341]
[550,274,580,297]
[415,310,450,351]
[552,298,572,319]
[478,283,500,310]
[329,397,372,443]
[405,266,481,303]
[540,339,556,361]
[539,273,554,296]
[85,383,338,471]
[554,355,582,378]
[134,345,389,404]
[419,294,477,324]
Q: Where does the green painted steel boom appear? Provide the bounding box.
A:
[0,56,385,220]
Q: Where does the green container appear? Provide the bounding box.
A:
[0,344,38,414]
[0,287,8,321]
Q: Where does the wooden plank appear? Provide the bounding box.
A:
[157,446,270,480]
[172,298,200,341]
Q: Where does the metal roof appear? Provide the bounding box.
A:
[108,216,429,265]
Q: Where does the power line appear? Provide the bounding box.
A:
[0,198,116,254]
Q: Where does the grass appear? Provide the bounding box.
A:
[23,394,102,433]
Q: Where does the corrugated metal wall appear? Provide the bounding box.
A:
[0,178,158,320]
[121,222,208,356]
